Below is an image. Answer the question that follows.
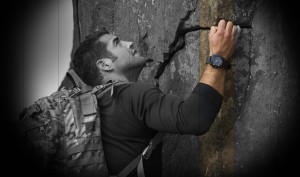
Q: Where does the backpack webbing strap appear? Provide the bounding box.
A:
[113,154,142,177]
[67,69,93,93]
[115,132,164,177]
[80,93,97,116]
[137,156,145,177]
[93,81,129,99]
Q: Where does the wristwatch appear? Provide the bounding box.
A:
[206,54,231,69]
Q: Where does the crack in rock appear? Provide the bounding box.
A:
[152,12,253,88]
[154,10,201,84]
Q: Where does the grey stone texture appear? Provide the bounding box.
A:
[235,0,300,176]
[60,0,300,176]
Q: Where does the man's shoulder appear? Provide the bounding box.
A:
[113,82,162,100]
[116,82,159,92]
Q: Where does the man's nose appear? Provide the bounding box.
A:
[122,41,133,49]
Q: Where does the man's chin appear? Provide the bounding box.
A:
[133,52,143,58]
[133,54,147,63]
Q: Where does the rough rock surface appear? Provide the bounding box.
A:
[59,0,300,176]
[235,0,300,176]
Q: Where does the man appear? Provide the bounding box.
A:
[72,19,237,176]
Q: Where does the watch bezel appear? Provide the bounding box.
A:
[211,55,223,68]
[206,55,230,69]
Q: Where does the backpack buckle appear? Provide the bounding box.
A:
[142,142,153,160]
[91,85,104,94]
[69,87,81,97]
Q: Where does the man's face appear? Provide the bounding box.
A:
[99,34,147,72]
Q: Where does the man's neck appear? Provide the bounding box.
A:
[102,73,129,83]
[102,68,142,83]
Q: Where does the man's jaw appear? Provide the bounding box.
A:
[128,45,152,67]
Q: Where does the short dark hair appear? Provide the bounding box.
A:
[72,29,111,86]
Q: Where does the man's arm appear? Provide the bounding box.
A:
[200,20,236,96]
[125,83,223,135]
[124,20,237,135]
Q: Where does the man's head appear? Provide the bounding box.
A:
[73,30,147,86]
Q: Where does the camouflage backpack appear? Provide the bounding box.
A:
[20,69,164,177]
[19,69,116,176]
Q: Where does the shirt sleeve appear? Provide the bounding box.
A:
[124,82,223,135]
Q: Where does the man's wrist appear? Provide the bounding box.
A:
[204,64,227,75]
[206,55,231,69]
[199,64,227,95]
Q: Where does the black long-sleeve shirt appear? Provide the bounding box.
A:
[98,82,223,176]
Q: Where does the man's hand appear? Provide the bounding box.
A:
[209,20,236,60]
[200,20,237,96]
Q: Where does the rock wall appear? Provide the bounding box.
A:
[60,0,300,176]
[235,0,300,176]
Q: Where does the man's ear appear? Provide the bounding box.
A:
[96,58,114,71]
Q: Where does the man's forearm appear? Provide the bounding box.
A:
[200,19,236,96]
[199,65,226,96]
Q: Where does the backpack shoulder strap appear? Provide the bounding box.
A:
[67,69,92,92]
[92,80,131,99]
[116,132,164,177]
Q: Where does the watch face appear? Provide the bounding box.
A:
[211,56,223,67]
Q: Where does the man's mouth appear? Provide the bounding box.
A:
[145,58,154,67]
[146,58,153,62]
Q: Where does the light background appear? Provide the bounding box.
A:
[17,0,73,119]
